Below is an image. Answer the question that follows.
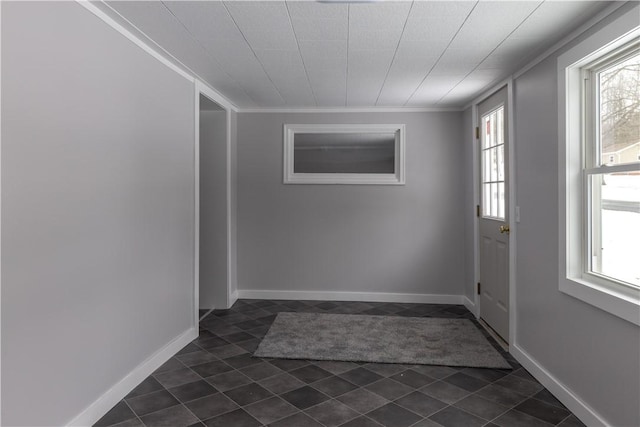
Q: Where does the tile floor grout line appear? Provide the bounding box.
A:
[122,399,145,427]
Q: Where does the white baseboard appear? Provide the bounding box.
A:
[236,289,463,305]
[228,289,239,308]
[463,296,478,317]
[510,343,608,427]
[67,327,198,427]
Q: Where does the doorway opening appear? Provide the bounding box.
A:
[198,93,228,319]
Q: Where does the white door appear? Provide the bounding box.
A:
[478,87,510,342]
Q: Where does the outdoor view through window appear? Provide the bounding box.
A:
[591,51,640,287]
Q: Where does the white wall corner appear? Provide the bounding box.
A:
[510,343,609,427]
[66,327,198,427]
[236,290,464,305]
[228,290,239,309]
[463,295,478,317]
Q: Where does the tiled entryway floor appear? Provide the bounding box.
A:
[95,300,585,427]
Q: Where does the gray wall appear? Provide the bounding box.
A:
[237,112,465,297]
[510,4,639,425]
[200,109,228,309]
[2,3,195,425]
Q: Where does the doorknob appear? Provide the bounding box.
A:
[499,225,510,234]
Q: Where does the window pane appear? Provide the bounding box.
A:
[483,149,491,182]
[483,183,491,217]
[598,53,640,166]
[590,172,640,286]
[498,182,505,219]
[491,182,499,218]
[497,144,505,181]
[481,106,506,220]
[497,107,504,147]
[294,132,395,174]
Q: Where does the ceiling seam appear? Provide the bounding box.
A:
[434,0,546,106]
[403,1,480,107]
[374,1,414,106]
[283,1,319,107]
[159,1,257,108]
[221,1,288,107]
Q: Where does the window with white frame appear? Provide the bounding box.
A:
[583,45,640,288]
[283,124,405,185]
[559,12,640,325]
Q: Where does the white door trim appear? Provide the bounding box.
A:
[472,79,517,348]
[194,80,235,326]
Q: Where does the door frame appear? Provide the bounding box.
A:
[471,78,517,347]
[194,80,235,327]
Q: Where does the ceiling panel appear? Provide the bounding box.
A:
[349,2,412,30]
[509,1,607,42]
[287,1,347,20]
[290,18,348,41]
[347,49,396,106]
[108,1,255,106]
[448,1,542,51]
[164,0,289,107]
[405,75,465,106]
[104,0,613,109]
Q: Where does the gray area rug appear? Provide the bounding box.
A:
[254,312,511,369]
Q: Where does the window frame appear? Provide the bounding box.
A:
[582,45,640,294]
[283,124,406,185]
[558,13,640,325]
[480,105,507,220]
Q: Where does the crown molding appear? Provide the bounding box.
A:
[77,1,239,112]
[237,106,463,114]
[463,1,628,111]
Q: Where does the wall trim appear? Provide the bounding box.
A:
[196,81,236,314]
[193,86,200,327]
[470,80,517,345]
[463,2,625,112]
[512,1,626,81]
[229,290,239,308]
[66,327,198,427]
[463,296,478,317]
[238,107,463,114]
[77,1,237,112]
[510,343,608,427]
[0,2,3,423]
[237,290,463,305]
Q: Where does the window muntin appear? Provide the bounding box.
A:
[481,106,506,219]
[584,47,640,289]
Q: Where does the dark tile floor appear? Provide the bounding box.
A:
[95,300,585,427]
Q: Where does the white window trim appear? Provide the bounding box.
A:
[283,124,406,185]
[558,7,640,326]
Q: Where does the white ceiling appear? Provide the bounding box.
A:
[105,0,611,109]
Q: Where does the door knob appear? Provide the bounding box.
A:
[499,225,510,234]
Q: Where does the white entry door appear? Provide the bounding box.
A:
[478,87,510,342]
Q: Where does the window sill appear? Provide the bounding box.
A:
[560,277,640,325]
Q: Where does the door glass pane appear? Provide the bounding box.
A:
[497,145,505,181]
[498,182,505,219]
[590,172,640,286]
[481,106,506,219]
[597,53,640,167]
[484,183,491,217]
[483,150,491,182]
[491,182,500,218]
